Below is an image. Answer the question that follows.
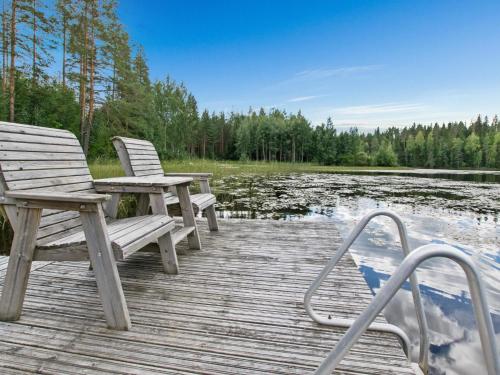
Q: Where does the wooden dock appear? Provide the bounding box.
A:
[0,219,415,374]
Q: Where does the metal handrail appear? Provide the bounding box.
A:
[304,209,429,372]
[314,244,500,375]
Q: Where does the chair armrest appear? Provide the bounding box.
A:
[164,173,212,180]
[6,190,110,203]
[163,174,214,193]
[94,176,193,194]
[5,190,110,212]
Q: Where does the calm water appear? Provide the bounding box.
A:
[210,171,499,375]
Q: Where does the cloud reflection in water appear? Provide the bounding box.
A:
[214,172,499,374]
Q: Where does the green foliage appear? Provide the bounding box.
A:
[464,132,482,168]
[374,141,398,166]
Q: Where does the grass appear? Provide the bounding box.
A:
[89,159,408,180]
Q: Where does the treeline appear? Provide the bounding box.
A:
[166,110,500,169]
[0,1,499,169]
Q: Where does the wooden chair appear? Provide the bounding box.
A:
[0,122,183,330]
[112,136,219,231]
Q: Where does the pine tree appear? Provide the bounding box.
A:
[8,0,16,121]
[23,0,55,86]
[56,0,72,89]
[1,0,9,109]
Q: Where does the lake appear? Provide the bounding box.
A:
[211,170,499,375]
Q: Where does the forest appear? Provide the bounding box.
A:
[0,0,499,168]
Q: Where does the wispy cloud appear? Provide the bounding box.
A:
[287,95,322,103]
[265,64,383,91]
[333,102,426,115]
[306,101,431,127]
[294,65,383,80]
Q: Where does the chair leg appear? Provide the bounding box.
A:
[205,205,219,231]
[149,193,180,272]
[80,205,131,330]
[158,231,179,274]
[0,207,42,321]
[176,185,202,250]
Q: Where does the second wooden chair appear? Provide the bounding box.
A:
[112,136,219,231]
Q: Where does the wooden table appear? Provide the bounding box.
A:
[94,176,201,250]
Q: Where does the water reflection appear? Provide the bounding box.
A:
[212,172,500,375]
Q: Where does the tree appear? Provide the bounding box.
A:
[450,137,464,168]
[414,130,426,166]
[25,0,55,86]
[9,0,16,120]
[1,0,9,105]
[65,0,124,154]
[374,141,398,166]
[199,109,210,158]
[56,0,72,89]
[464,132,482,168]
[425,131,435,167]
[314,117,337,165]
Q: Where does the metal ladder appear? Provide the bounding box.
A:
[305,210,499,375]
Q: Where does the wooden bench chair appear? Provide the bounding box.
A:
[0,122,183,330]
[112,136,219,231]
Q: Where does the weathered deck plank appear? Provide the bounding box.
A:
[0,219,415,374]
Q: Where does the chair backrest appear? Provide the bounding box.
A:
[112,136,164,177]
[0,121,95,243]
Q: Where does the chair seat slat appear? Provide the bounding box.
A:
[38,215,174,257]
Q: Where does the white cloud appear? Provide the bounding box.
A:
[294,65,383,80]
[265,65,382,91]
[287,95,321,103]
[333,102,426,115]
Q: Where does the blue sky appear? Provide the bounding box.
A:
[118,0,500,128]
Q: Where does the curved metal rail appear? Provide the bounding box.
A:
[314,244,500,375]
[304,209,429,372]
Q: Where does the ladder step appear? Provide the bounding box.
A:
[172,225,195,245]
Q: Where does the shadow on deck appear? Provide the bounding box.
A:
[0,219,414,374]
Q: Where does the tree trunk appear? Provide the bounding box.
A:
[31,0,37,86]
[202,135,206,159]
[220,129,224,156]
[79,2,89,152]
[9,0,16,122]
[1,1,8,99]
[62,14,66,89]
[111,62,116,99]
[85,3,96,155]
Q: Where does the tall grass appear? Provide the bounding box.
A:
[89,159,408,180]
